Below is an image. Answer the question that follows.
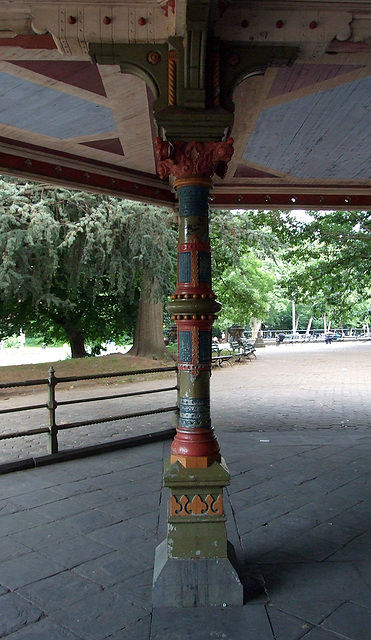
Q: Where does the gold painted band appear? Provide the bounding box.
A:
[174,177,212,190]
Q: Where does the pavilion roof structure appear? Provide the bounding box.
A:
[0,0,370,210]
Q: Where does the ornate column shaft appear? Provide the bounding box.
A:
[153,137,243,607]
[168,177,221,467]
[155,136,234,467]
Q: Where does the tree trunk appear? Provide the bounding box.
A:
[323,314,327,334]
[306,316,313,335]
[66,327,87,358]
[250,317,261,340]
[127,280,174,360]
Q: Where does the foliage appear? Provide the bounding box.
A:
[283,210,371,309]
[1,334,19,349]
[247,209,371,328]
[210,209,281,267]
[212,253,275,328]
[0,176,177,355]
[210,209,280,328]
[3,174,369,354]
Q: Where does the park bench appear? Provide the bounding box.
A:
[228,341,242,360]
[229,338,257,361]
[239,337,257,358]
[211,338,256,366]
[212,344,233,367]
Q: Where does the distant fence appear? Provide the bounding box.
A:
[243,329,370,340]
[0,366,178,456]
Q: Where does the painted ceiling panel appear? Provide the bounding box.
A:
[234,165,279,178]
[9,61,107,97]
[268,64,365,99]
[81,138,124,156]
[0,35,57,49]
[0,14,370,207]
[0,71,115,139]
[243,77,371,179]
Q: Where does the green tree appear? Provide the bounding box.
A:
[284,210,371,308]
[212,253,275,328]
[210,209,280,331]
[0,177,176,357]
[0,286,138,356]
[248,209,371,331]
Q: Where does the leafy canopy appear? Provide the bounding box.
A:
[0,177,176,353]
[210,209,280,328]
[246,208,371,328]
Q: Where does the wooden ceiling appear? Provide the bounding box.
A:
[0,1,371,209]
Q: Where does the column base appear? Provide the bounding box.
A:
[153,539,243,607]
[153,457,244,607]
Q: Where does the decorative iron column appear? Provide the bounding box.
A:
[153,137,243,607]
[169,175,221,467]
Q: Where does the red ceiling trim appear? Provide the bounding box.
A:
[220,181,371,190]
[0,146,369,210]
[212,192,371,209]
[0,136,154,181]
[327,40,371,53]
[0,151,174,204]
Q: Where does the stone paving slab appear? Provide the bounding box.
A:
[1,343,371,639]
[151,605,276,639]
[321,602,371,639]
[0,429,369,639]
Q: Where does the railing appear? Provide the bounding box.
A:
[250,328,370,340]
[0,366,178,456]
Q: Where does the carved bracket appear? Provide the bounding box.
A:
[217,41,299,113]
[155,137,234,180]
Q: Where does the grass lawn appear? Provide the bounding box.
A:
[0,352,177,396]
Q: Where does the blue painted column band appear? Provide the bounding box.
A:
[177,185,209,218]
[179,398,211,429]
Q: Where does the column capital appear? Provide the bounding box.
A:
[155,137,234,182]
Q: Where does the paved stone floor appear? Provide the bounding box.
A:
[0,341,370,638]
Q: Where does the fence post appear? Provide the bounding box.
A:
[47,366,58,454]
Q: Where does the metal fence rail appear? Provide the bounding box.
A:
[0,365,178,455]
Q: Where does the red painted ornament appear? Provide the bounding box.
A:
[68,16,76,24]
[227,51,240,66]
[147,51,162,65]
[138,17,146,26]
[309,21,318,30]
[103,16,111,25]
[170,427,221,460]
[241,20,249,28]
[276,20,284,29]
[155,138,234,181]
[160,0,175,17]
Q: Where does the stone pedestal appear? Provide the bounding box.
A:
[153,540,242,607]
[153,458,243,607]
[254,330,266,348]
